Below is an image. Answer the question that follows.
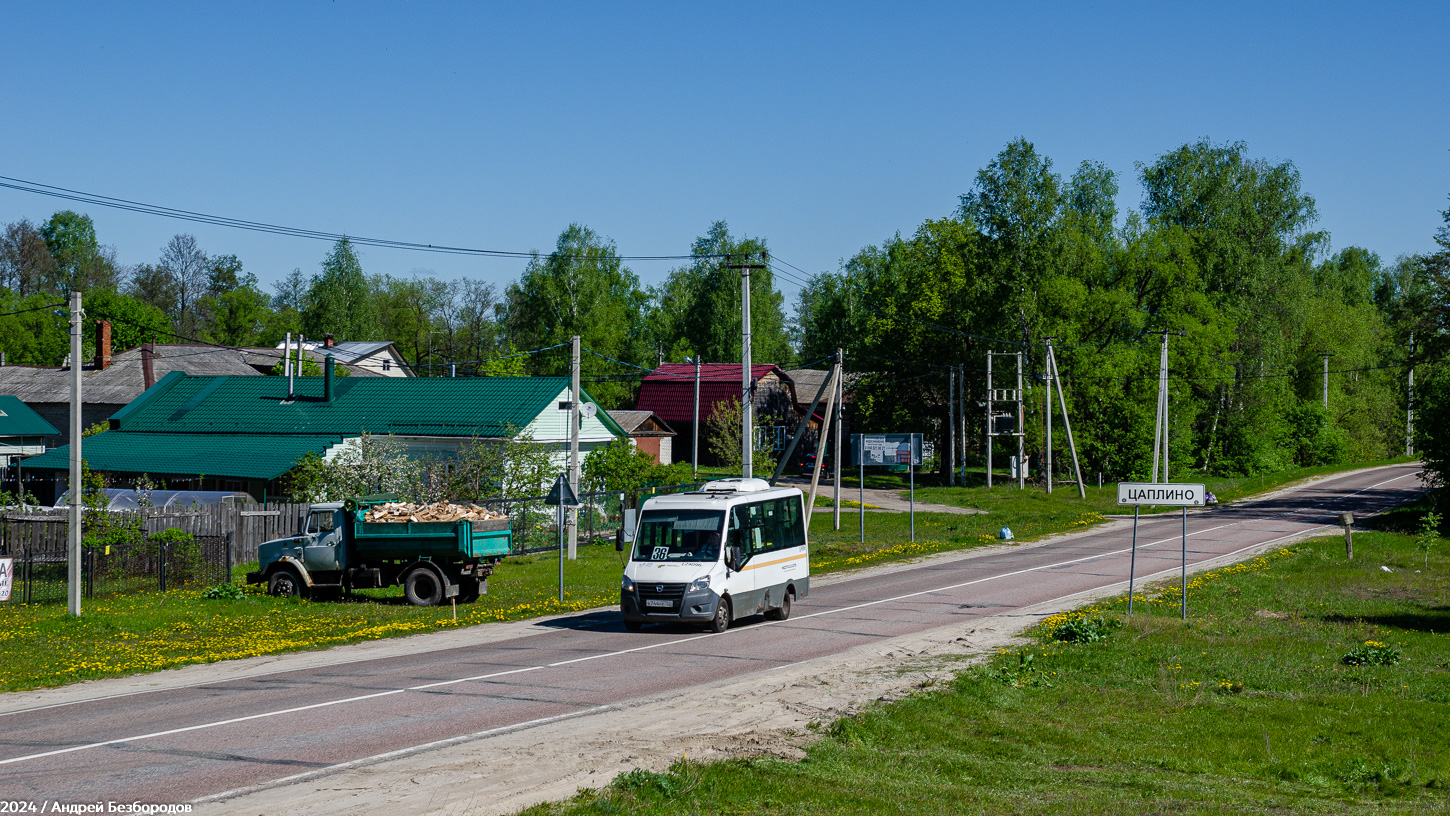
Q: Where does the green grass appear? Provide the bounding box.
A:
[521,523,1450,816]
[0,545,630,692]
[0,458,1416,693]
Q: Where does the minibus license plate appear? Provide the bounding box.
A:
[645,599,672,608]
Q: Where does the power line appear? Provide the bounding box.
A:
[0,301,67,318]
[0,174,730,264]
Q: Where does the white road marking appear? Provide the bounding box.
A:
[0,469,1423,769]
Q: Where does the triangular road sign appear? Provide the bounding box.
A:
[544,473,578,507]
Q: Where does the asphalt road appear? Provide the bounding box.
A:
[0,464,1425,807]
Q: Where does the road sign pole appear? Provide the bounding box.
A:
[1128,506,1138,615]
[859,458,864,544]
[910,452,915,542]
[558,499,565,603]
[1181,506,1187,620]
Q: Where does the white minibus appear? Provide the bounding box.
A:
[620,478,809,632]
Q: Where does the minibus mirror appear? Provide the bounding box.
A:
[615,529,625,552]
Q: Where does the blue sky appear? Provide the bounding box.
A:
[1,1,1445,302]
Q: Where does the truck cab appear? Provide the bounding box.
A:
[620,478,808,633]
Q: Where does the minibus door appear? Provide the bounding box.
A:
[724,507,755,608]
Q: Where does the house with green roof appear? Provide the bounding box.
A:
[2,395,60,499]
[20,368,625,502]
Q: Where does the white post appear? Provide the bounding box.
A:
[1408,332,1415,456]
[741,264,752,479]
[986,353,993,489]
[1152,331,1167,483]
[1045,341,1053,495]
[285,332,294,398]
[568,335,580,560]
[833,349,843,531]
[68,290,83,617]
[948,366,955,486]
[692,356,701,479]
[1017,351,1025,490]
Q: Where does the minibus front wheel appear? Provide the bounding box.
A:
[708,596,731,633]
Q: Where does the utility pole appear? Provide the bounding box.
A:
[1047,340,1086,498]
[948,366,956,486]
[986,353,993,489]
[1151,331,1168,483]
[957,365,966,487]
[1322,352,1331,410]
[68,290,83,617]
[1016,350,1025,490]
[692,355,701,480]
[1408,333,1415,456]
[727,254,768,479]
[834,348,843,531]
[1044,344,1053,495]
[568,335,580,560]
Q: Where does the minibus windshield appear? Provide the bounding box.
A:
[632,510,724,562]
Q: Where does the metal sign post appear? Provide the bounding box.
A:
[850,433,924,545]
[1116,482,1205,619]
[545,473,578,603]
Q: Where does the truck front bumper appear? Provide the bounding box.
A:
[245,570,265,585]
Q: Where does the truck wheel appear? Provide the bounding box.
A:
[765,589,792,621]
[268,568,307,600]
[708,596,731,633]
[403,567,445,607]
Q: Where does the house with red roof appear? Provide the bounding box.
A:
[635,363,801,467]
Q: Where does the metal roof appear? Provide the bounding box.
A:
[636,364,790,424]
[606,410,676,436]
[22,432,344,479]
[0,395,60,437]
[0,344,259,405]
[105,373,624,437]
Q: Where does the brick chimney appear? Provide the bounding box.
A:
[141,343,156,388]
[94,320,113,369]
[323,334,335,348]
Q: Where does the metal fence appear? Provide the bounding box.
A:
[3,533,231,604]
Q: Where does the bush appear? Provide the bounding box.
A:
[200,582,246,600]
[1050,614,1120,643]
[1341,640,1400,666]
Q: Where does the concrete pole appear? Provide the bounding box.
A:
[1017,351,1025,490]
[1044,341,1053,495]
[958,364,966,487]
[948,366,955,486]
[741,264,753,479]
[1323,353,1330,410]
[68,290,83,617]
[1049,342,1086,499]
[692,356,701,480]
[834,348,843,531]
[1408,332,1415,456]
[568,335,580,560]
[1151,331,1167,483]
[986,352,993,489]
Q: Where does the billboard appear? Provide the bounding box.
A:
[850,433,923,466]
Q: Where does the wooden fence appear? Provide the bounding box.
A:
[0,503,308,564]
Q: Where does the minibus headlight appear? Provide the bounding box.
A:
[621,575,635,593]
[688,575,711,592]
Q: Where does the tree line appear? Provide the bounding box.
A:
[2,136,1445,483]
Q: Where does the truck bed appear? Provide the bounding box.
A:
[352,516,511,560]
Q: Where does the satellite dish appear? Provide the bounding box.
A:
[580,402,598,419]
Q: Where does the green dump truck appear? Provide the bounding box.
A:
[246,496,511,605]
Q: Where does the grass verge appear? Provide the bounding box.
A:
[0,459,1416,692]
[521,521,1450,816]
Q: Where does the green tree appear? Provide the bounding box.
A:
[38,211,120,294]
[301,238,380,342]
[649,221,793,367]
[502,224,650,406]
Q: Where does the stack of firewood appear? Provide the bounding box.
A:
[363,501,507,523]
